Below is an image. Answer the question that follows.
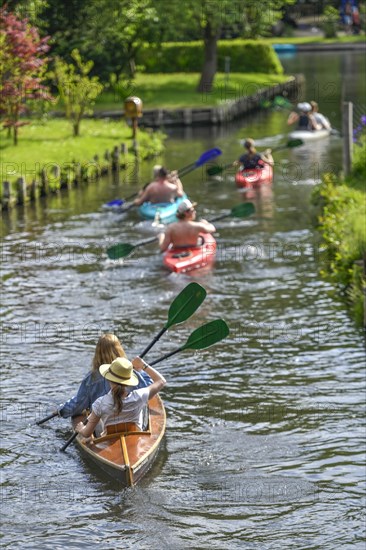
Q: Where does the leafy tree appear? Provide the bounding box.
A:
[82,0,159,80]
[51,49,103,137]
[151,0,293,92]
[0,6,52,145]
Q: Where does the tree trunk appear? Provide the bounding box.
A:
[196,22,221,93]
[13,126,18,146]
[73,121,80,137]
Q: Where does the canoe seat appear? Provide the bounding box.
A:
[106,422,141,434]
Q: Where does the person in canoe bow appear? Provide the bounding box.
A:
[134,166,184,205]
[287,102,319,131]
[75,356,166,436]
[55,334,152,419]
[234,138,274,170]
[158,199,216,250]
[310,101,331,130]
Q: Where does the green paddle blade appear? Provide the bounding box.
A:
[107,243,135,260]
[166,282,207,329]
[230,202,256,218]
[182,319,229,351]
[286,138,303,148]
[206,162,232,177]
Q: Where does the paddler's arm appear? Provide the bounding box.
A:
[132,357,166,398]
[158,227,172,252]
[75,412,100,438]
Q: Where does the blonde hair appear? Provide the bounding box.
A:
[92,334,126,372]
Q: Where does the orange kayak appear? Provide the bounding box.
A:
[235,163,273,189]
[163,233,217,274]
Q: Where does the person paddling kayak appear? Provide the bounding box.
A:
[55,334,152,418]
[134,166,184,205]
[159,199,216,250]
[310,101,331,130]
[287,102,318,131]
[75,356,166,436]
[234,138,274,170]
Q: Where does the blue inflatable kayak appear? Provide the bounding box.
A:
[138,194,188,224]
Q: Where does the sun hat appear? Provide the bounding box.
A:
[99,357,139,386]
[177,198,197,216]
[297,102,311,112]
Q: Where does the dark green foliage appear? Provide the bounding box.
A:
[138,40,283,75]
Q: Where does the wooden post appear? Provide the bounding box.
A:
[30,179,38,200]
[112,146,120,172]
[2,181,16,209]
[104,150,111,174]
[342,101,353,176]
[17,177,27,204]
[74,163,82,184]
[41,168,48,196]
[93,155,101,179]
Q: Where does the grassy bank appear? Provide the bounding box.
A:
[312,141,366,325]
[94,72,291,112]
[0,119,165,195]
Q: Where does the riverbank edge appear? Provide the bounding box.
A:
[1,76,304,210]
[296,41,366,51]
[0,128,165,210]
[91,75,305,127]
[311,173,366,328]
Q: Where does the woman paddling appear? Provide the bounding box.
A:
[75,356,166,437]
[234,138,274,170]
[56,334,152,418]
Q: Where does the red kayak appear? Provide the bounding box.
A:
[163,233,217,274]
[235,163,273,189]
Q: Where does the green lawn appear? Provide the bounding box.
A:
[0,118,165,189]
[94,72,291,111]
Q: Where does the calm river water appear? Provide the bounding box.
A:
[1,51,365,549]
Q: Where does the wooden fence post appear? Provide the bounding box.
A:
[342,101,353,176]
[17,177,27,204]
[41,168,48,196]
[2,181,16,209]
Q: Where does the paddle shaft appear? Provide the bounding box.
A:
[150,346,184,366]
[36,411,58,425]
[60,418,88,452]
[140,326,167,358]
[120,148,221,208]
[133,236,159,249]
[207,140,302,176]
[140,282,206,358]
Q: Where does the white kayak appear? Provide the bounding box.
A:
[289,129,331,142]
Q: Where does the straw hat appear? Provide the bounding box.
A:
[99,357,139,386]
[177,199,197,216]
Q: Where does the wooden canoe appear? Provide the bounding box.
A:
[72,394,166,486]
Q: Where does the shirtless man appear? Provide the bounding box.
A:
[159,199,216,250]
[134,167,184,205]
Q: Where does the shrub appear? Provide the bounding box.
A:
[138,40,283,75]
